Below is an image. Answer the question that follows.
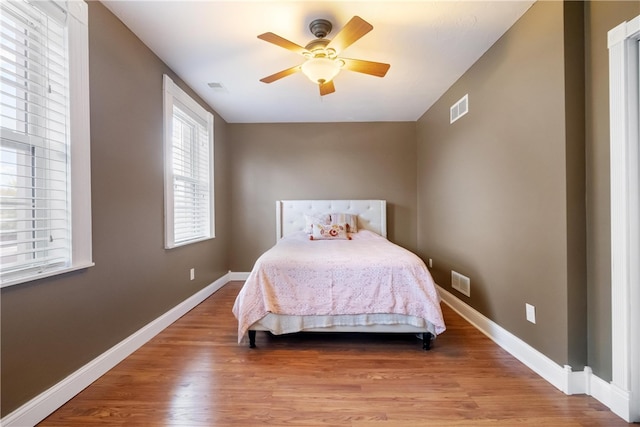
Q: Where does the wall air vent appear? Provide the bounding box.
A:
[450,94,469,124]
[451,270,471,297]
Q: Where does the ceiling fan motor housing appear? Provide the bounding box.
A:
[309,19,332,38]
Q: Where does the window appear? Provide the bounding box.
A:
[163,74,215,248]
[0,0,92,287]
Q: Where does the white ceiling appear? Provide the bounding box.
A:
[102,1,535,123]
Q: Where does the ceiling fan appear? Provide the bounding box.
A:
[258,16,390,96]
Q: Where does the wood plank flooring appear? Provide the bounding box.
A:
[39,281,629,426]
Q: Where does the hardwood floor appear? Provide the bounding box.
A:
[39,281,628,426]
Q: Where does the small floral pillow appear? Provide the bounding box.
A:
[310,223,349,240]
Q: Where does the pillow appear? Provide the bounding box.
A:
[303,213,330,234]
[310,223,349,240]
[330,213,358,233]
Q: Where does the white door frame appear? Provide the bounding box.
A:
[608,14,640,423]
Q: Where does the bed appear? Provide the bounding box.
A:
[232,200,446,350]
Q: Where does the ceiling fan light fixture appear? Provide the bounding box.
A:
[258,16,387,95]
[301,57,341,84]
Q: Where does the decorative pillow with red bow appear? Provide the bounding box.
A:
[310,223,349,240]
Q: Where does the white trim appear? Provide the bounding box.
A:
[68,0,93,273]
[1,274,230,427]
[0,262,95,288]
[608,14,640,423]
[437,285,625,421]
[589,368,615,408]
[67,0,87,24]
[229,271,250,281]
[564,365,588,395]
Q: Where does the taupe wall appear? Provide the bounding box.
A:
[416,0,639,378]
[0,2,231,416]
[563,0,588,373]
[228,122,417,271]
[416,1,582,366]
[584,0,639,380]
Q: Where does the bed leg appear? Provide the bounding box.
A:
[422,332,433,351]
[248,330,256,348]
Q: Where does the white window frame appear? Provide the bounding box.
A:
[0,0,92,288]
[163,74,215,249]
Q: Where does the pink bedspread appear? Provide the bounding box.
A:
[232,230,446,342]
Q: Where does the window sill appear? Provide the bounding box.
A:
[0,262,95,289]
[165,235,215,250]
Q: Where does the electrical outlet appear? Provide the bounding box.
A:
[190,268,195,281]
[526,303,536,324]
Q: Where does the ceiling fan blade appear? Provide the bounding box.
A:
[260,65,301,83]
[258,32,309,55]
[326,16,373,55]
[340,58,390,77]
[319,80,335,96]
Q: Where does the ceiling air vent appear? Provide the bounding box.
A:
[207,82,227,93]
[450,94,468,124]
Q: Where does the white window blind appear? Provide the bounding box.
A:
[163,74,214,248]
[0,0,92,287]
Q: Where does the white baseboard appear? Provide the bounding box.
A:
[589,367,614,408]
[1,273,230,427]
[229,271,250,281]
[437,286,619,418]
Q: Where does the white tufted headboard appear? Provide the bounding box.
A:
[276,200,387,240]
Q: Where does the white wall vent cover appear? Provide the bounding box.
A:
[450,94,469,124]
[452,270,471,297]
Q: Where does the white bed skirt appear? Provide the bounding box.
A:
[249,313,438,336]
